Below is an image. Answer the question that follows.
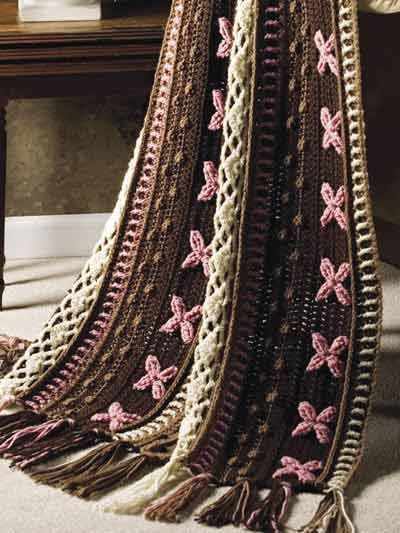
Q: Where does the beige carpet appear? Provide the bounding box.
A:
[0,258,399,533]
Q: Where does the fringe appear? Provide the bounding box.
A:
[99,460,188,515]
[70,454,152,499]
[196,478,256,527]
[5,429,100,470]
[0,413,72,453]
[299,488,355,533]
[0,410,44,435]
[246,481,292,532]
[30,441,123,487]
[144,472,214,522]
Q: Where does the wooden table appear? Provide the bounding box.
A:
[0,0,169,309]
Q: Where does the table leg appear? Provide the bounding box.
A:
[0,98,8,311]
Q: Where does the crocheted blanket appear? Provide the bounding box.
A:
[0,1,381,531]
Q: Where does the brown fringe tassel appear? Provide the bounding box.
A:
[0,411,45,439]
[5,429,100,470]
[299,489,355,533]
[246,480,292,532]
[144,472,214,522]
[30,441,125,487]
[196,478,256,527]
[69,454,151,498]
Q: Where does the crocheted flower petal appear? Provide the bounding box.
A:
[185,305,203,322]
[331,111,342,129]
[180,321,195,344]
[280,456,299,468]
[335,284,351,306]
[311,332,329,354]
[132,375,152,391]
[152,380,165,400]
[306,354,326,373]
[335,185,345,205]
[170,295,186,319]
[314,424,332,444]
[330,335,349,354]
[90,413,110,424]
[159,365,178,383]
[327,356,345,378]
[109,419,124,432]
[320,258,335,280]
[314,29,325,49]
[182,251,200,270]
[108,402,124,417]
[190,230,205,253]
[321,182,334,203]
[335,209,348,231]
[320,107,331,129]
[298,401,316,422]
[317,406,337,424]
[272,467,291,479]
[202,256,211,277]
[298,470,318,484]
[336,262,351,283]
[291,421,314,438]
[159,316,181,334]
[145,355,161,378]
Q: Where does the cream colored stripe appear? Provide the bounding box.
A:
[327,0,383,492]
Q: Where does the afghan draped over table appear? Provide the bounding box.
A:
[0,1,386,531]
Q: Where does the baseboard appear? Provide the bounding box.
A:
[5,213,110,259]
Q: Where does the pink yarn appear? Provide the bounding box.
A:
[273,456,323,485]
[208,89,225,131]
[320,183,347,231]
[314,30,339,77]
[217,17,233,59]
[307,332,348,378]
[159,295,202,344]
[0,418,75,452]
[292,401,336,444]
[182,230,212,277]
[90,402,140,432]
[133,355,178,400]
[198,161,219,202]
[316,258,351,306]
[321,107,343,155]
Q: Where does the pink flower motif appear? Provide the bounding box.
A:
[321,183,347,231]
[292,401,337,444]
[321,107,343,155]
[314,30,339,77]
[160,295,202,344]
[316,258,351,306]
[273,456,323,485]
[208,89,225,131]
[133,355,178,400]
[217,17,233,59]
[307,333,348,378]
[90,402,140,432]
[198,161,219,202]
[182,231,212,277]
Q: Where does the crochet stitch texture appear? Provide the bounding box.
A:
[0,1,383,532]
